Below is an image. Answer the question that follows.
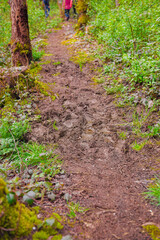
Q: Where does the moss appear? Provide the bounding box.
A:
[143,223,160,240]
[52,73,60,77]
[0,91,16,118]
[61,39,77,46]
[44,54,53,57]
[51,95,56,101]
[33,232,62,240]
[70,50,94,70]
[39,60,51,65]
[77,14,89,27]
[0,83,6,107]
[76,0,89,29]
[14,74,35,92]
[0,88,11,107]
[26,63,42,77]
[32,213,64,240]
[33,231,49,240]
[51,235,62,240]
[52,61,61,65]
[76,0,88,13]
[0,178,41,240]
[35,80,49,96]
[42,213,64,234]
[0,178,8,197]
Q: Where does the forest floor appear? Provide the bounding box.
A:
[28,22,160,240]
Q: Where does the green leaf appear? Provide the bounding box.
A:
[6,192,16,205]
[45,218,55,226]
[53,120,58,131]
[23,191,36,206]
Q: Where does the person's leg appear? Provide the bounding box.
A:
[45,5,50,17]
[65,9,69,20]
[73,4,76,15]
[44,4,49,18]
[67,9,70,20]
[47,5,50,15]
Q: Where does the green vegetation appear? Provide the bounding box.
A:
[144,177,160,206]
[83,0,160,149]
[87,0,160,97]
[32,48,45,61]
[0,114,61,183]
[143,222,160,240]
[0,84,63,239]
[67,202,88,218]
[127,106,160,151]
[0,178,64,240]
[0,178,40,240]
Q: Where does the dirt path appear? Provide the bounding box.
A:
[30,23,159,240]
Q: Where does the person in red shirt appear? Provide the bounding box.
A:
[62,0,72,21]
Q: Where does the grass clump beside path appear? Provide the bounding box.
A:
[144,177,160,206]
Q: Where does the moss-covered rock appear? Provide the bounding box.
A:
[0,179,64,239]
[143,222,160,240]
[0,178,41,240]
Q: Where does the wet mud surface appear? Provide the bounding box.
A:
[30,23,160,240]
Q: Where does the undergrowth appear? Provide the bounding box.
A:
[144,177,160,206]
[0,85,64,239]
[82,0,160,153]
[0,178,64,240]
[88,0,160,97]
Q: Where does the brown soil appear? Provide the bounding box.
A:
[29,23,160,240]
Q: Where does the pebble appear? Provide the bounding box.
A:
[148,100,154,108]
[55,182,62,190]
[61,235,73,240]
[48,193,56,201]
[64,193,72,201]
[28,169,33,175]
[27,191,36,199]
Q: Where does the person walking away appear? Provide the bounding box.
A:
[72,0,77,17]
[43,0,50,18]
[62,0,72,21]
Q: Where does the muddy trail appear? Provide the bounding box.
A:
[30,23,160,240]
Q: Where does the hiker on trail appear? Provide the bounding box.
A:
[72,0,77,17]
[43,0,50,18]
[62,0,72,21]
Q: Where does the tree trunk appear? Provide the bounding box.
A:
[77,0,89,30]
[10,0,32,66]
